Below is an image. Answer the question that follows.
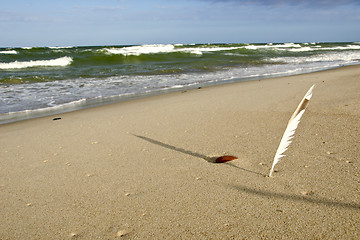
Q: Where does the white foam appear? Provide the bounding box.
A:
[0,98,87,124]
[269,51,360,64]
[286,47,315,52]
[0,56,73,69]
[245,43,303,50]
[321,45,360,51]
[170,85,184,89]
[0,50,17,54]
[104,44,176,56]
[244,43,360,52]
[182,46,241,54]
[285,45,360,52]
[103,44,245,56]
[48,46,74,49]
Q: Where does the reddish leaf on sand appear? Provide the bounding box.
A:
[215,155,238,163]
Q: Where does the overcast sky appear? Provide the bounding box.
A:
[1,0,359,47]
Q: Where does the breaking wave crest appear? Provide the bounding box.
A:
[101,43,360,56]
[102,44,246,56]
[0,50,17,54]
[0,56,73,69]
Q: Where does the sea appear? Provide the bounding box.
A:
[1,42,360,124]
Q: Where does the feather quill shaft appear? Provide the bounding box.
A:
[269,85,315,177]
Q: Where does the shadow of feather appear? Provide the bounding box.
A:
[133,134,216,162]
[225,162,266,177]
[133,134,265,176]
[229,185,360,210]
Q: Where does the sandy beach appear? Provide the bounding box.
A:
[1,65,359,239]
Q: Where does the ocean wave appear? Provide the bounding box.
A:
[103,44,176,56]
[320,45,360,51]
[103,42,359,56]
[18,46,74,50]
[48,46,74,49]
[102,44,245,56]
[181,46,242,54]
[0,56,73,69]
[268,51,360,64]
[244,43,303,50]
[284,45,360,52]
[1,42,360,124]
[244,43,360,52]
[0,50,17,54]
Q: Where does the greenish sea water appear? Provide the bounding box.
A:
[1,42,359,123]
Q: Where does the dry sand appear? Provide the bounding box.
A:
[1,65,359,239]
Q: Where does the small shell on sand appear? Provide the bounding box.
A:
[117,229,129,237]
[215,155,238,163]
[70,232,78,238]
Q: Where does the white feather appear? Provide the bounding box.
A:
[269,85,315,177]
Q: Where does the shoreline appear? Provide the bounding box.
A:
[1,63,359,125]
[1,64,359,239]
